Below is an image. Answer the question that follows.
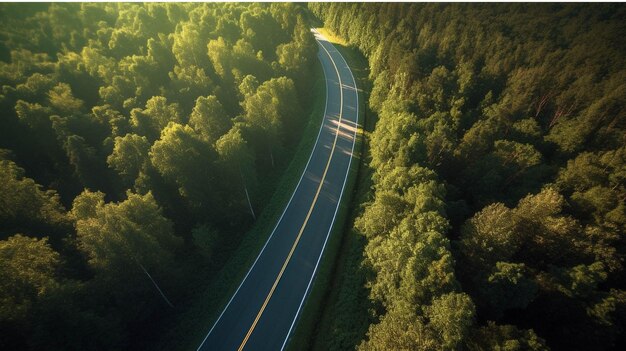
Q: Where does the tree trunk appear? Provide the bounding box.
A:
[240,169,256,220]
[138,261,174,308]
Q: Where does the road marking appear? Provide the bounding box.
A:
[196,32,333,351]
[280,35,359,350]
[237,35,347,351]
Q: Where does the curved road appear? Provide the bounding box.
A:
[197,30,359,351]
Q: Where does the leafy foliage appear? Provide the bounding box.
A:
[0,3,316,350]
[311,2,624,350]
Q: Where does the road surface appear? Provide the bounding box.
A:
[197,30,358,351]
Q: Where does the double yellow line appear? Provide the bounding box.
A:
[237,38,346,351]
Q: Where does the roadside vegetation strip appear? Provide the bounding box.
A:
[156,56,327,351]
[286,28,372,351]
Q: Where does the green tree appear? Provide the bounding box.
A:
[426,292,475,350]
[106,133,150,184]
[72,190,180,306]
[216,125,256,218]
[483,262,538,319]
[467,322,549,351]
[369,104,424,170]
[47,83,84,115]
[107,27,143,59]
[14,100,53,132]
[188,95,230,144]
[238,74,259,99]
[130,96,182,141]
[0,234,60,322]
[63,134,106,190]
[360,308,438,351]
[149,123,217,211]
[168,64,215,110]
[549,262,607,299]
[207,37,231,80]
[0,159,68,237]
[171,22,209,69]
[241,76,300,167]
[459,203,519,270]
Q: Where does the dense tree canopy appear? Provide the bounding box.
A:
[0,3,316,350]
[311,3,625,350]
[0,234,60,322]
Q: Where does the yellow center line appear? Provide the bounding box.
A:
[237,38,346,351]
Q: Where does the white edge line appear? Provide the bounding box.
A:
[280,36,360,351]
[196,35,332,351]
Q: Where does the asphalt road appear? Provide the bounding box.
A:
[196,30,359,351]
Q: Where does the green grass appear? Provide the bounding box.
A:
[155,57,327,351]
[285,28,376,351]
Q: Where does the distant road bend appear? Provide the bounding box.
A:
[197,29,359,351]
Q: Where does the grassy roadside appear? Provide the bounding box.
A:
[286,28,376,351]
[155,56,327,351]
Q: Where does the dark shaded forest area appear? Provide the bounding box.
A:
[0,3,316,350]
[310,3,625,351]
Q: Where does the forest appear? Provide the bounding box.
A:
[0,3,316,350]
[310,3,625,351]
